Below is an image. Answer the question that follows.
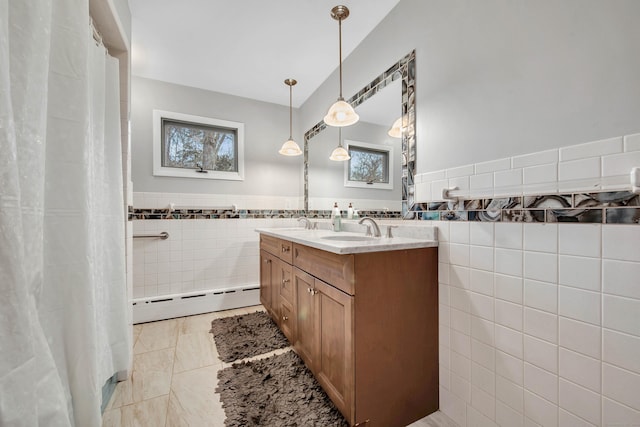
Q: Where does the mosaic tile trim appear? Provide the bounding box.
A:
[129,208,402,221]
[407,191,639,224]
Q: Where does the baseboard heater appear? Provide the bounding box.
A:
[132,284,260,324]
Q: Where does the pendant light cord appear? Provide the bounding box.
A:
[338,17,343,99]
[289,83,293,139]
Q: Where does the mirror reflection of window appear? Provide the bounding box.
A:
[348,145,389,184]
[344,139,394,190]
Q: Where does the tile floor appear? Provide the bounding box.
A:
[102,305,457,427]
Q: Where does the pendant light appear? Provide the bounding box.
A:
[329,127,350,161]
[323,5,359,127]
[387,117,403,138]
[279,78,302,156]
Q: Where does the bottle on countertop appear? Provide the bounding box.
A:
[347,202,354,219]
[332,202,341,232]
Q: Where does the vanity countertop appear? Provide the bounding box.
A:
[256,226,438,255]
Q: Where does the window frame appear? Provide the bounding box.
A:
[152,110,245,181]
[343,139,394,190]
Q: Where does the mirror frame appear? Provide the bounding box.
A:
[303,50,416,217]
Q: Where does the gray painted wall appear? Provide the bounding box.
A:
[301,0,640,173]
[131,76,302,196]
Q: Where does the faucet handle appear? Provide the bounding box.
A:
[386,225,398,238]
[364,225,373,237]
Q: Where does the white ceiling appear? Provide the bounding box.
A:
[129,0,401,108]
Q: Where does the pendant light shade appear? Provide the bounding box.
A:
[279,78,302,156]
[387,117,403,138]
[324,99,359,127]
[324,5,359,127]
[279,139,302,156]
[329,128,350,161]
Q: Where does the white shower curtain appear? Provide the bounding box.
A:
[0,1,131,426]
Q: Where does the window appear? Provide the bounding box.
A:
[344,140,393,190]
[153,110,244,180]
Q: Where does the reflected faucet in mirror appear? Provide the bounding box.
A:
[297,217,314,230]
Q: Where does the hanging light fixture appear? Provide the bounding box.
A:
[387,117,403,138]
[279,78,302,156]
[329,127,350,161]
[323,5,359,127]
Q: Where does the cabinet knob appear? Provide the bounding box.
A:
[312,289,319,295]
[282,278,290,285]
[264,259,271,264]
[282,316,288,321]
[282,246,290,253]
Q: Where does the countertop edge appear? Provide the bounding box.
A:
[256,228,438,255]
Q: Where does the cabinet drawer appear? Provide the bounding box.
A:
[260,234,280,256]
[293,243,355,295]
[279,240,293,264]
[260,234,293,263]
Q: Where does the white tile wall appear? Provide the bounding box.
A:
[624,133,640,152]
[602,151,640,177]
[133,191,304,210]
[415,133,637,200]
[522,164,557,186]
[132,217,297,299]
[559,137,623,161]
[558,157,600,182]
[433,131,640,426]
[475,158,511,174]
[513,149,559,169]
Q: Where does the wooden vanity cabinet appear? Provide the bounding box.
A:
[259,249,276,318]
[259,235,295,342]
[260,233,438,427]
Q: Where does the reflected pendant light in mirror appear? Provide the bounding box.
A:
[323,5,359,127]
[279,78,302,156]
[387,117,403,138]
[329,127,350,161]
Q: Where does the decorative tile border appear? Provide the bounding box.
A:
[410,190,639,224]
[129,208,402,221]
[128,191,639,223]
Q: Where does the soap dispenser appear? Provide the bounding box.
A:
[332,202,341,232]
[347,202,354,219]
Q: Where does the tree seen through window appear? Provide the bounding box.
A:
[348,146,389,184]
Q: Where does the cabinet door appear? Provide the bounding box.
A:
[259,250,276,318]
[293,267,319,370]
[278,262,295,342]
[314,279,354,423]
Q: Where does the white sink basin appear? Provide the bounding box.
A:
[321,235,378,242]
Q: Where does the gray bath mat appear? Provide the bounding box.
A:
[209,311,289,362]
[216,350,348,426]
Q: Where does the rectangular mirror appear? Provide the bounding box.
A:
[304,50,416,217]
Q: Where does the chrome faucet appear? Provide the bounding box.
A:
[358,217,381,237]
[297,217,312,229]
